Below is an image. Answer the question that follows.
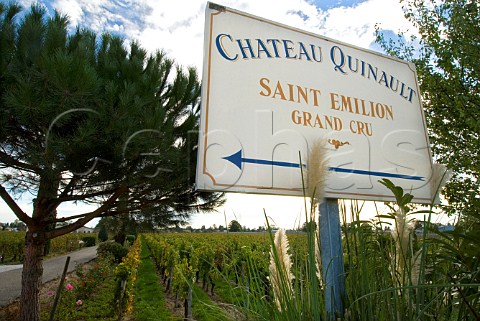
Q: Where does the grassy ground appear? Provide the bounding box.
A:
[191,284,232,321]
[133,243,180,321]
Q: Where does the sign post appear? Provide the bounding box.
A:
[319,199,345,319]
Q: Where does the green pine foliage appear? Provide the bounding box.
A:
[0,3,223,319]
[0,2,223,236]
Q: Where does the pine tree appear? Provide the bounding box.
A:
[98,224,108,242]
[0,3,223,320]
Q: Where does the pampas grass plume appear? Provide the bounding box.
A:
[269,228,293,311]
[307,139,328,207]
[391,208,414,286]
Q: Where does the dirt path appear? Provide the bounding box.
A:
[0,246,97,307]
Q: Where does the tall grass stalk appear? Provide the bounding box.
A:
[306,139,329,320]
[415,164,451,319]
[341,199,393,320]
[269,228,294,312]
[338,177,476,321]
[259,213,326,320]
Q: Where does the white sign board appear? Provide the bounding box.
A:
[196,2,436,203]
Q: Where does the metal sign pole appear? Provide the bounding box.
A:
[319,198,345,320]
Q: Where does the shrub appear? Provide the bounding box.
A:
[44,256,117,321]
[81,236,97,247]
[74,256,112,299]
[126,234,135,244]
[115,238,141,315]
[0,231,24,263]
[50,233,84,253]
[97,242,128,263]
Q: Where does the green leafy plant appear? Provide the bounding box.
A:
[74,256,112,300]
[114,238,141,315]
[97,242,128,263]
[81,236,96,247]
[43,256,117,321]
[0,231,24,263]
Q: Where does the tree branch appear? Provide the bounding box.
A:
[45,185,128,239]
[0,150,39,173]
[57,176,79,199]
[54,208,128,223]
[0,184,35,226]
[55,187,119,202]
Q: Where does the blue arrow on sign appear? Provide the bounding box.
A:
[223,149,424,181]
[223,149,304,169]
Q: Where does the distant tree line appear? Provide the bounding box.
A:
[0,219,27,231]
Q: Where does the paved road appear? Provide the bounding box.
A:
[0,246,97,307]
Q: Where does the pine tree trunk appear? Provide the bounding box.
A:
[20,231,45,321]
[114,196,129,245]
[18,170,60,321]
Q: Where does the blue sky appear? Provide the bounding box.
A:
[312,0,368,10]
[2,0,447,229]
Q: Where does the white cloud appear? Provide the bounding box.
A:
[131,0,416,71]
[138,1,206,68]
[320,0,416,48]
[20,0,417,71]
[52,0,86,26]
